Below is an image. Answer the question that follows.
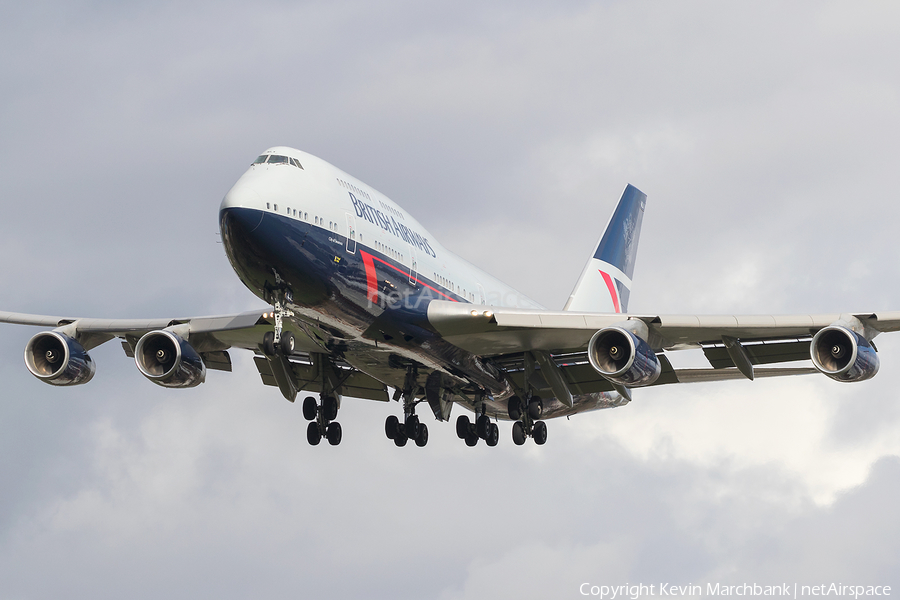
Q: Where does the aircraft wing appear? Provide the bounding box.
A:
[427,301,900,390]
[0,309,390,402]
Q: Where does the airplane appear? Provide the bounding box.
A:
[2,146,897,448]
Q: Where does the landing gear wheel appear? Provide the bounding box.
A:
[486,422,500,447]
[306,422,321,446]
[527,396,543,420]
[415,423,429,447]
[512,421,527,446]
[326,422,342,445]
[456,415,471,439]
[533,420,547,445]
[394,432,408,447]
[476,414,491,439]
[405,414,420,439]
[323,396,339,421]
[279,330,296,355]
[464,431,479,447]
[507,396,522,420]
[262,331,276,357]
[385,415,400,439]
[302,396,317,421]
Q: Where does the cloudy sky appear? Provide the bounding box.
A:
[2,1,900,598]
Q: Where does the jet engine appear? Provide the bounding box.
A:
[587,326,661,387]
[810,325,879,382]
[134,330,206,388]
[24,331,96,386]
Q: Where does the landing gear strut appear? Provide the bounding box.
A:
[455,393,500,447]
[385,365,429,447]
[507,393,547,446]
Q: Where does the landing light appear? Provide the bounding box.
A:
[470,310,478,317]
[483,311,493,318]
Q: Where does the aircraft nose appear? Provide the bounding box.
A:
[220,179,262,212]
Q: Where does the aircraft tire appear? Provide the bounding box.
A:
[394,432,408,447]
[476,414,491,439]
[385,415,399,439]
[527,396,543,420]
[405,414,420,439]
[512,421,527,446]
[507,396,522,420]
[323,396,338,421]
[456,415,470,439]
[533,421,547,445]
[486,423,499,447]
[279,331,296,355]
[307,422,321,446]
[302,396,317,421]
[326,422,342,446]
[262,331,276,357]
[415,423,429,447]
[465,431,479,447]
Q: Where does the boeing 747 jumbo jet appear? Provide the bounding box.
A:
[2,147,897,448]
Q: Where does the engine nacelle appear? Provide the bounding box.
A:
[810,325,879,383]
[134,330,206,388]
[587,326,661,387]
[24,331,96,386]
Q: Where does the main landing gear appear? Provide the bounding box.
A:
[455,394,500,447]
[304,394,343,446]
[507,394,547,445]
[385,365,429,447]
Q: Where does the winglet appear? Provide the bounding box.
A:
[563,184,647,313]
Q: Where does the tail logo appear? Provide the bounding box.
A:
[599,270,621,313]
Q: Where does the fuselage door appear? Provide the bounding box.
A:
[408,245,418,285]
[345,213,357,254]
[477,283,486,305]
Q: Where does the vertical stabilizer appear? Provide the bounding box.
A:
[563,184,646,313]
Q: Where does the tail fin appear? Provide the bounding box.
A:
[563,184,647,313]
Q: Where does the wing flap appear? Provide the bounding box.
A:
[253,356,389,402]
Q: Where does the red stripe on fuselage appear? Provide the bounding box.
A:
[359,249,458,303]
[599,270,620,313]
[361,250,379,304]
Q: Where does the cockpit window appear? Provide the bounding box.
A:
[251,154,303,168]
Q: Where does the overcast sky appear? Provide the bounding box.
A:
[2,1,900,598]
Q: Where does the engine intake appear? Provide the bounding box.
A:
[587,326,661,387]
[811,325,879,382]
[134,330,206,388]
[24,331,96,386]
